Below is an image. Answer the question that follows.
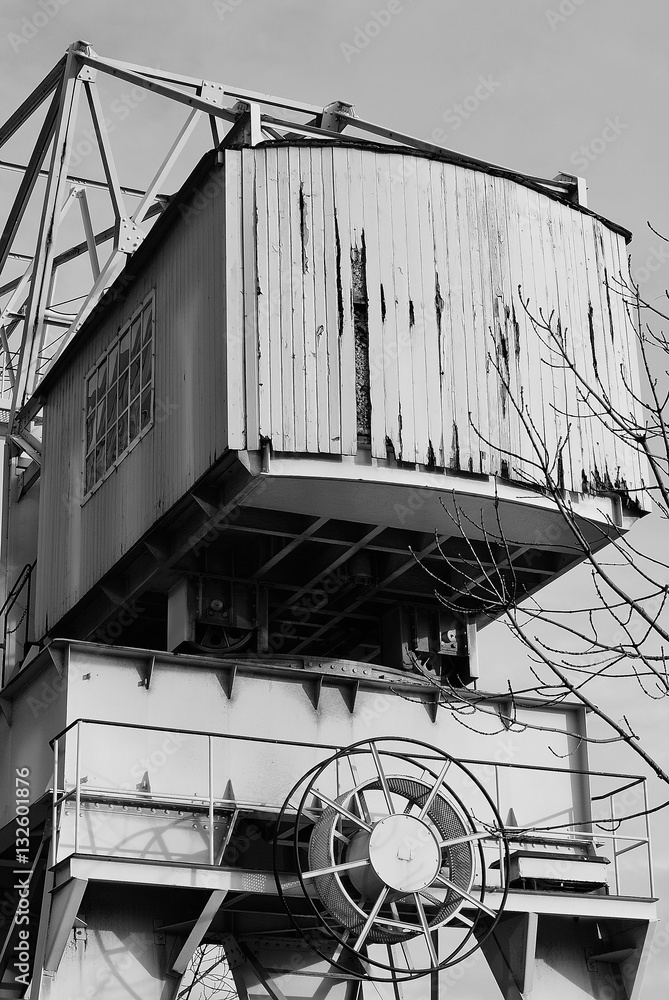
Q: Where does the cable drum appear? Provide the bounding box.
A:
[309,776,475,942]
[274,737,510,982]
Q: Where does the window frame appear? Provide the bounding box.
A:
[83,291,155,501]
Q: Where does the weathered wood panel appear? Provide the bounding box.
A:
[226,144,644,495]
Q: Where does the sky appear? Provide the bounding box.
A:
[1,0,669,996]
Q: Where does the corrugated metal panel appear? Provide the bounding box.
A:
[36,163,229,633]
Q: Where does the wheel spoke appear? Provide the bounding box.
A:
[429,907,476,933]
[312,788,373,832]
[301,858,370,880]
[331,929,351,964]
[434,874,497,918]
[374,915,420,932]
[418,759,452,820]
[440,831,491,849]
[346,756,373,825]
[413,893,438,964]
[370,743,394,814]
[353,886,389,952]
[353,789,372,825]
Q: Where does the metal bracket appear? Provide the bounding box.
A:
[216,664,237,700]
[221,933,245,970]
[200,80,227,108]
[115,217,145,254]
[76,65,96,83]
[320,101,355,133]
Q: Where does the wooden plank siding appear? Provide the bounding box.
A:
[227,145,643,490]
[34,144,645,634]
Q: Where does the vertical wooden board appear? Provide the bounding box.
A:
[567,202,600,494]
[287,147,307,452]
[524,188,555,468]
[513,183,548,487]
[591,220,622,479]
[490,177,523,480]
[388,152,415,463]
[475,171,504,477]
[254,150,272,441]
[359,150,386,458]
[578,213,614,488]
[457,166,486,473]
[540,194,571,485]
[566,205,598,493]
[603,223,637,489]
[264,145,284,448]
[276,147,295,451]
[223,151,246,448]
[526,188,558,464]
[241,149,260,450]
[415,157,444,468]
[610,227,644,491]
[373,153,400,458]
[308,147,331,452]
[320,146,342,452]
[428,159,452,470]
[331,147,356,455]
[402,155,431,466]
[553,198,587,493]
[440,163,470,473]
[298,147,319,452]
[608,228,645,490]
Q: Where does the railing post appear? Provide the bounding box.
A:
[610,791,619,894]
[208,735,214,866]
[51,736,59,867]
[494,764,504,887]
[74,721,81,854]
[643,780,654,897]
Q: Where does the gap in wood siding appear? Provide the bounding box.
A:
[352,231,371,445]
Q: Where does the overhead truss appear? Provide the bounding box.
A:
[0,39,580,455]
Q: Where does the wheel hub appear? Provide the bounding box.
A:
[367,814,442,893]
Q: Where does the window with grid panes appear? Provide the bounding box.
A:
[84,294,154,495]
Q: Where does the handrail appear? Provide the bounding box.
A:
[48,717,647,782]
[49,718,654,898]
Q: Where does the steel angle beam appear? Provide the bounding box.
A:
[10,42,87,423]
[171,889,228,975]
[43,875,88,973]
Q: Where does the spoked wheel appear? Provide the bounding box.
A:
[274,737,510,983]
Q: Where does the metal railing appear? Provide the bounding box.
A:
[49,718,654,898]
